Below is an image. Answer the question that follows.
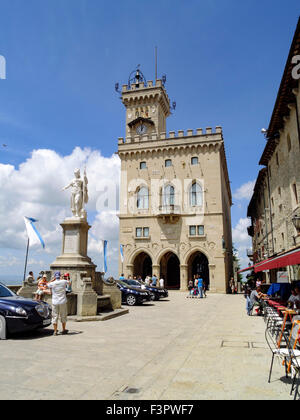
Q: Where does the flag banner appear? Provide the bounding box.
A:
[120,244,124,263]
[23,217,45,249]
[103,240,108,273]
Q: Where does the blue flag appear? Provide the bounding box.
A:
[23,217,45,249]
[120,244,124,263]
[103,240,108,273]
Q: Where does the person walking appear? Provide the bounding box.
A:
[47,272,71,336]
[197,276,204,299]
[229,277,235,294]
[159,277,164,288]
[152,274,157,287]
[203,278,207,298]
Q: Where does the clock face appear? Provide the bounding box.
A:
[136,124,148,135]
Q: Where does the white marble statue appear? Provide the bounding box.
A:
[62,168,88,219]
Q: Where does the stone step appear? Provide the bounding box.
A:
[68,308,129,322]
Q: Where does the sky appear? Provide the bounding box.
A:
[0,0,299,282]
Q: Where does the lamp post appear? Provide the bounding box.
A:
[292,215,300,231]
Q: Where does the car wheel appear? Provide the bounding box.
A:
[150,293,155,301]
[0,315,7,340]
[126,294,137,306]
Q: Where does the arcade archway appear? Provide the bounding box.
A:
[133,252,152,279]
[187,251,209,288]
[160,251,180,289]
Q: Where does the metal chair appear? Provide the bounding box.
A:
[265,325,290,384]
[265,323,300,400]
[287,322,300,399]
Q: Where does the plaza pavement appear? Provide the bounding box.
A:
[0,291,293,400]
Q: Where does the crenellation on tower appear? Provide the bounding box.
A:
[118,126,223,146]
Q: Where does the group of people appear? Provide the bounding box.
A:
[119,273,165,288]
[187,275,207,299]
[244,282,300,316]
[26,270,72,336]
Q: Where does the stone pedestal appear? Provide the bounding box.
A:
[50,217,97,317]
[18,282,37,299]
[76,272,98,317]
[50,218,96,294]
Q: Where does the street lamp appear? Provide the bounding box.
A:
[292,215,300,232]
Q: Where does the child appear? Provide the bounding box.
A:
[35,274,49,301]
[187,280,194,298]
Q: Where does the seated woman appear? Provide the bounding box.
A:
[250,286,267,316]
[287,288,298,308]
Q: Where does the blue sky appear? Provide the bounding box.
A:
[0,0,299,279]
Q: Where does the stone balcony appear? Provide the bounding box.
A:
[157,204,181,224]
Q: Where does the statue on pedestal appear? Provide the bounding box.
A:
[62,168,88,219]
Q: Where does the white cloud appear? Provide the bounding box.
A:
[0,147,121,278]
[233,180,255,200]
[232,218,252,273]
[233,217,251,245]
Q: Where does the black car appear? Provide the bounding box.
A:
[116,280,152,306]
[0,282,52,339]
[122,279,168,301]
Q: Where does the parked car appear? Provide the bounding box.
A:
[122,279,168,301]
[0,282,52,339]
[116,280,152,306]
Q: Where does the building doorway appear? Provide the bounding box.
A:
[188,251,209,288]
[133,252,152,279]
[160,251,180,289]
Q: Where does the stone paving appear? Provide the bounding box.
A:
[0,291,294,400]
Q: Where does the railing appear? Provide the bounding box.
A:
[158,205,181,215]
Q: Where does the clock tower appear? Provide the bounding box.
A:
[117,67,233,294]
[120,68,171,138]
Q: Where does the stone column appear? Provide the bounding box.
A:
[126,264,134,278]
[180,264,188,291]
[152,264,160,277]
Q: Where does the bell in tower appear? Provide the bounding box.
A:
[117,66,172,139]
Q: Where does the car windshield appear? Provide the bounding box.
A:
[125,280,141,287]
[117,280,130,288]
[0,284,14,298]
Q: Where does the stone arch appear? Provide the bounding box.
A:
[184,248,210,288]
[158,249,180,290]
[183,246,211,266]
[129,249,153,280]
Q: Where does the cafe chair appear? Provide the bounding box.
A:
[265,325,290,385]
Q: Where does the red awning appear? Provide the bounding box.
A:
[238,265,255,274]
[254,248,300,273]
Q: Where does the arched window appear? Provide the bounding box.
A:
[191,157,198,165]
[165,159,172,167]
[163,184,175,206]
[190,182,203,206]
[137,186,149,209]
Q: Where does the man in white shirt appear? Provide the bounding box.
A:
[47,272,71,336]
[159,278,164,288]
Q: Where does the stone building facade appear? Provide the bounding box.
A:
[117,71,233,292]
[247,18,300,283]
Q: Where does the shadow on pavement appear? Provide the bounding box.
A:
[8,328,83,341]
